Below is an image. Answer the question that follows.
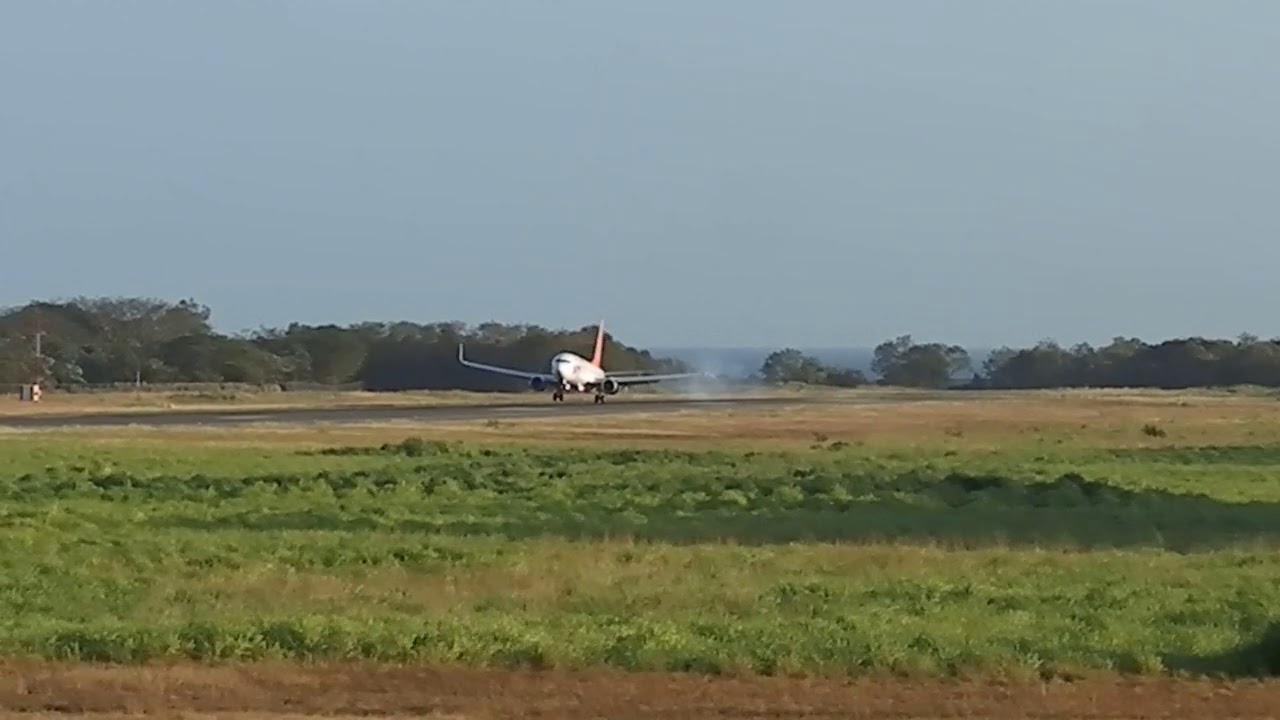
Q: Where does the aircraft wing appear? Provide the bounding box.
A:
[457,344,556,382]
[608,371,711,386]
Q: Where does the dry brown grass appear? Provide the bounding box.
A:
[1,662,1279,719]
[0,384,896,422]
[0,388,580,416]
[0,384,1146,419]
[413,391,1280,450]
[0,384,881,418]
[23,388,1280,452]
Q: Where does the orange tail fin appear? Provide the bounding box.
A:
[590,320,606,367]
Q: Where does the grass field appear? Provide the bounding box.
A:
[3,389,1280,717]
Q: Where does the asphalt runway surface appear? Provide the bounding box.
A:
[0,395,826,429]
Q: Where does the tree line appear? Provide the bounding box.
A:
[0,297,685,391]
[3,297,1278,392]
[759,333,1280,390]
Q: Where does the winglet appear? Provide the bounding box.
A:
[590,320,606,367]
[457,343,465,363]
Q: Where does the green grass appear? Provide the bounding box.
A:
[1,433,1279,678]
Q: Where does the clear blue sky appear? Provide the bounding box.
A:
[3,2,1278,348]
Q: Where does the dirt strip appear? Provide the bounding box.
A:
[1,663,1279,718]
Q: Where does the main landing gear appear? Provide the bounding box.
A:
[548,388,606,404]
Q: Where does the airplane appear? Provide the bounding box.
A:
[456,321,707,403]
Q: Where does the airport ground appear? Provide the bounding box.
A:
[0,382,906,419]
[2,386,1280,718]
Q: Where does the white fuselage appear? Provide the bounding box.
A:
[551,351,606,389]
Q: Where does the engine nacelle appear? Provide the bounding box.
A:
[601,378,621,395]
[530,377,547,392]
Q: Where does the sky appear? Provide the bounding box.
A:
[3,1,1279,349]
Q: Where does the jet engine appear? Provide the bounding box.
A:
[529,377,547,391]
[601,378,621,395]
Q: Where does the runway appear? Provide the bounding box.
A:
[0,395,822,429]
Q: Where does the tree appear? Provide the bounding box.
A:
[287,325,369,385]
[872,335,970,388]
[823,367,869,388]
[759,348,866,387]
[983,340,1072,389]
[761,348,821,384]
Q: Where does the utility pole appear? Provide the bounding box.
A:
[29,310,45,360]
[25,313,47,398]
[34,323,47,385]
